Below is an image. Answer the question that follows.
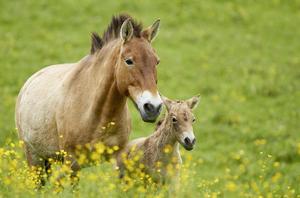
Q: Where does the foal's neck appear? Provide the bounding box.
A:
[152,115,178,151]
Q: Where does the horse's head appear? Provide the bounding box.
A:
[162,95,200,151]
[116,18,162,122]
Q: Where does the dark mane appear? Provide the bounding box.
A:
[91,14,143,54]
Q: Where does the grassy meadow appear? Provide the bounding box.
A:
[0,0,300,197]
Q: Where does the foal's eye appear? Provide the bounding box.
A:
[125,58,134,66]
[172,116,177,123]
[192,118,196,123]
[157,59,160,65]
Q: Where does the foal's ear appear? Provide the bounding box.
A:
[186,95,201,110]
[120,18,134,42]
[162,96,173,111]
[142,19,160,42]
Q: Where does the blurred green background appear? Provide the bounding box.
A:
[0,0,299,196]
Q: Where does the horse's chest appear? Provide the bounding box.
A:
[60,103,131,150]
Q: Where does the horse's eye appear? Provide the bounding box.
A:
[125,58,134,66]
[192,118,196,123]
[157,59,160,65]
[172,116,177,123]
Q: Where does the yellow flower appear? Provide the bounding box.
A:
[254,139,267,146]
[272,172,282,183]
[113,145,119,151]
[95,142,105,154]
[163,144,172,153]
[0,148,5,156]
[107,148,114,154]
[139,163,145,169]
[226,181,237,192]
[78,154,87,165]
[251,181,260,193]
[138,186,146,192]
[109,183,116,190]
[156,161,162,168]
[18,140,24,147]
[273,161,280,168]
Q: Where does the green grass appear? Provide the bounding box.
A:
[0,0,300,197]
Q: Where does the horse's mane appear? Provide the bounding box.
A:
[91,14,143,54]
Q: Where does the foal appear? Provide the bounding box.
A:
[117,95,200,182]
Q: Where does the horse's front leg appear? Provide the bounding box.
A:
[64,152,81,184]
[24,143,48,187]
[53,150,81,188]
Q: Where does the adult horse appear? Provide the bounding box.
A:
[15,14,162,176]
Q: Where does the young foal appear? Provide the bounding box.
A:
[117,95,200,182]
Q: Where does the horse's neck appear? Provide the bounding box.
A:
[93,42,127,122]
[71,41,126,123]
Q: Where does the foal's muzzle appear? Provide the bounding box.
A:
[180,131,196,151]
[183,137,196,151]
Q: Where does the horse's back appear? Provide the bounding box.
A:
[16,63,74,157]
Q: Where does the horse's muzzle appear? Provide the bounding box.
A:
[139,103,161,122]
[133,90,163,122]
[180,134,196,151]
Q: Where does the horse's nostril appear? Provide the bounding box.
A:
[192,138,196,145]
[184,137,191,145]
[144,103,155,114]
[157,104,162,112]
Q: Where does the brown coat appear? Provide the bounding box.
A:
[15,14,162,175]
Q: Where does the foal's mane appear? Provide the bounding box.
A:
[155,113,166,130]
[154,100,183,130]
[91,14,143,54]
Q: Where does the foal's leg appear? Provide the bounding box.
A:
[116,154,125,179]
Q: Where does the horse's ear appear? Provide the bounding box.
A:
[186,95,201,110]
[161,96,172,111]
[142,19,160,42]
[120,18,134,42]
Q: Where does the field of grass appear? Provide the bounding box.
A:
[0,0,300,197]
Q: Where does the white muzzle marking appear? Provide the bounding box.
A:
[136,90,162,116]
[181,131,195,143]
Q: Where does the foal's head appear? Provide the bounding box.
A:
[162,95,200,150]
[91,15,162,122]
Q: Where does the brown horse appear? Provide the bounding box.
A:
[15,14,162,177]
